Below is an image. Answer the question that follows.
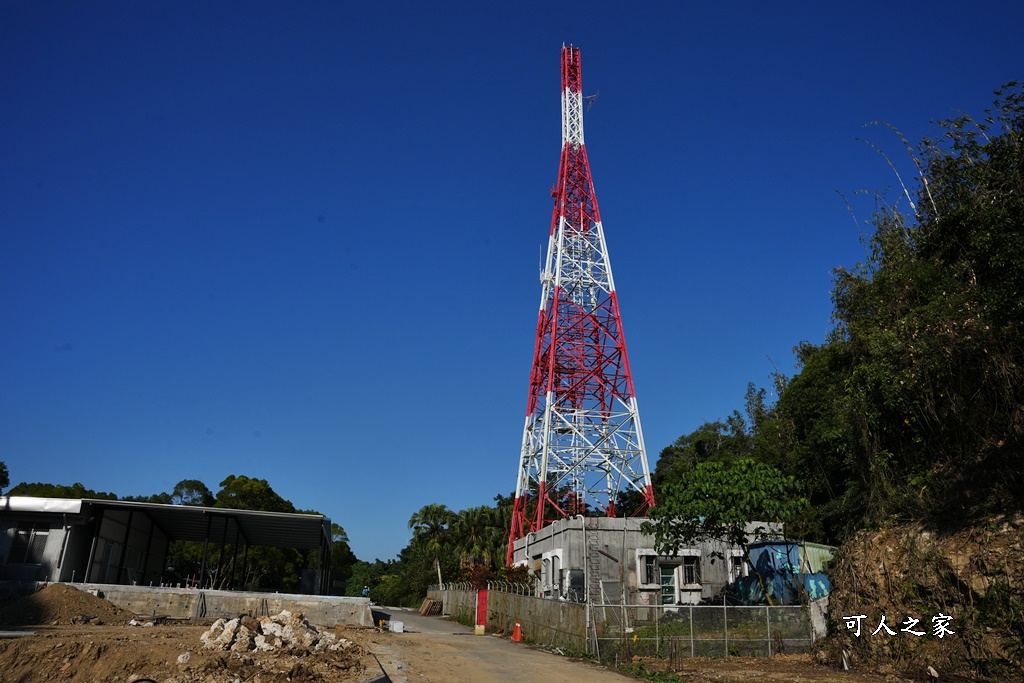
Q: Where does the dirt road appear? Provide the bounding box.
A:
[367,607,906,683]
[370,610,921,683]
[365,607,632,683]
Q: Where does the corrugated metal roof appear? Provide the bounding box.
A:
[798,543,836,574]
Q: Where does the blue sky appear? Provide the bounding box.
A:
[2,1,1021,562]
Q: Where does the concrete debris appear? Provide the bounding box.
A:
[200,610,355,654]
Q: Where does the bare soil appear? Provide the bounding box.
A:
[0,584,372,683]
[0,585,917,683]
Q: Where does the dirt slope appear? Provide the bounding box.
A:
[820,515,1024,681]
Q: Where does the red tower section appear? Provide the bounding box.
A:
[508,46,654,564]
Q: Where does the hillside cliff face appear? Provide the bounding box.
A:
[819,516,1023,681]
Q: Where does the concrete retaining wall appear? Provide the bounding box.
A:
[436,588,587,652]
[488,590,587,652]
[3,582,373,627]
[441,588,477,625]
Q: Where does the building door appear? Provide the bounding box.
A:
[660,564,677,605]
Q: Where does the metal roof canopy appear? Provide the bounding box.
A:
[81,499,332,550]
[2,496,331,550]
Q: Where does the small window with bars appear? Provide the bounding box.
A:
[636,551,660,589]
[681,556,701,586]
[642,555,658,586]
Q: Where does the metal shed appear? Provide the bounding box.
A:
[0,496,333,594]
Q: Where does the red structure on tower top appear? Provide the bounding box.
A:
[508,46,655,564]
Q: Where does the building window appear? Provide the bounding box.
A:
[730,554,747,582]
[8,522,49,564]
[643,555,657,586]
[635,549,660,589]
[681,556,701,586]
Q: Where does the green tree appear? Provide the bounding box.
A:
[0,461,9,494]
[319,523,357,591]
[809,82,1024,528]
[652,390,766,492]
[5,481,118,500]
[450,506,487,564]
[215,475,295,513]
[641,459,808,605]
[121,491,173,504]
[172,479,214,506]
[765,341,855,541]
[408,503,456,586]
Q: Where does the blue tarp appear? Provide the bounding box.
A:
[732,542,832,605]
[733,571,831,604]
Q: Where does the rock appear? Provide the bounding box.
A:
[200,618,236,651]
[258,619,284,638]
[177,652,191,665]
[254,634,282,652]
[230,625,255,653]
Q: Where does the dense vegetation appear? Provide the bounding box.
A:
[343,496,529,606]
[653,83,1022,546]
[3,83,1020,605]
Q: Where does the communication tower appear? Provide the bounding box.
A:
[508,46,654,564]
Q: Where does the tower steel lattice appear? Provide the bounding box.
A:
[508,45,654,564]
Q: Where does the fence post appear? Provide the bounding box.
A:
[766,606,772,656]
[585,600,592,657]
[655,599,660,657]
[689,605,694,658]
[723,596,728,657]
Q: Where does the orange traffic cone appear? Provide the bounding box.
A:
[511,621,522,642]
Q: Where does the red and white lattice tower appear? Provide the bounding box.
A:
[508,45,654,563]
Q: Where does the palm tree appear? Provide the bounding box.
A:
[451,506,494,568]
[408,504,456,586]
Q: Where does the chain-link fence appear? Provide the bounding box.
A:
[428,587,814,661]
[593,603,812,662]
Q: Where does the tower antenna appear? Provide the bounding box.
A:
[508,46,654,564]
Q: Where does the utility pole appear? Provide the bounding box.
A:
[508,45,654,564]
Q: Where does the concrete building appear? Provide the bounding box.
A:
[510,517,782,605]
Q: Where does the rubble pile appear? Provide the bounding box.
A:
[200,610,358,655]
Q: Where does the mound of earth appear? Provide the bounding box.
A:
[0,583,134,626]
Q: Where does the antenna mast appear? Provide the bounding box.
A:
[508,45,654,564]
